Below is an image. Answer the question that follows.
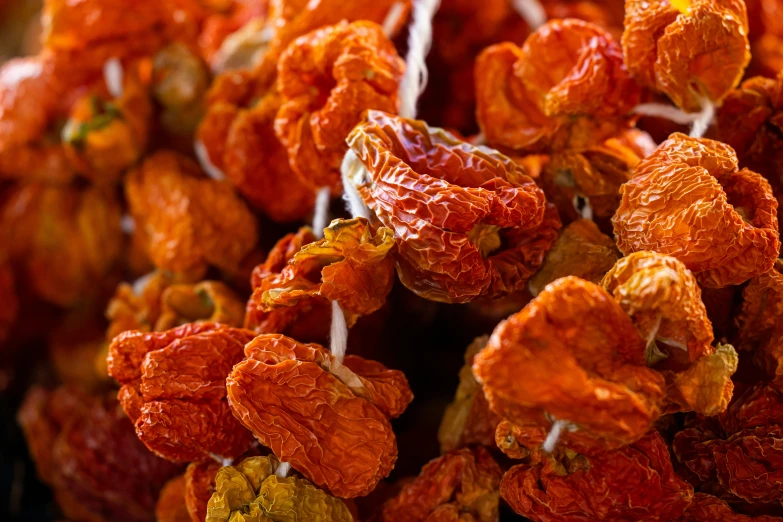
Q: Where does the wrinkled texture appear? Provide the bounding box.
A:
[17,386,181,522]
[474,276,665,451]
[346,110,559,303]
[253,218,395,327]
[227,333,412,497]
[438,336,501,453]
[275,20,404,193]
[476,19,640,153]
[529,219,619,297]
[125,151,258,279]
[737,261,783,387]
[622,0,751,112]
[375,447,502,522]
[501,431,693,521]
[244,227,331,341]
[1,182,122,307]
[186,460,222,522]
[601,251,737,415]
[613,133,780,288]
[206,455,353,522]
[107,323,256,462]
[678,493,783,521]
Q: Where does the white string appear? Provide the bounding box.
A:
[330,300,348,365]
[312,187,331,239]
[194,140,226,180]
[511,0,547,30]
[382,1,408,36]
[542,418,577,453]
[103,58,123,98]
[275,461,291,478]
[209,453,234,467]
[631,97,715,139]
[398,0,440,118]
[120,214,135,234]
[340,150,371,219]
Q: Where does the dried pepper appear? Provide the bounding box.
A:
[475,19,640,154]
[275,20,405,193]
[500,431,693,521]
[528,219,619,297]
[185,460,222,522]
[17,386,182,522]
[737,261,783,387]
[156,475,191,522]
[205,455,353,522]
[345,110,559,303]
[125,151,259,279]
[473,276,665,451]
[601,252,737,415]
[152,43,209,135]
[678,493,782,521]
[1,182,122,307]
[227,333,413,497]
[438,336,501,453]
[622,0,750,112]
[374,446,501,522]
[107,323,256,462]
[613,133,780,288]
[251,218,395,328]
[244,227,332,341]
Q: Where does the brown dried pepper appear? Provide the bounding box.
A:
[678,493,782,522]
[374,446,502,522]
[107,323,256,462]
[345,110,559,304]
[613,133,780,288]
[622,0,750,112]
[251,218,395,328]
[275,20,405,193]
[501,431,693,521]
[125,150,259,280]
[473,276,666,452]
[438,336,501,453]
[475,19,640,154]
[226,333,412,498]
[601,252,737,415]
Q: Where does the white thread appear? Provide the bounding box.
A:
[340,150,371,219]
[103,58,123,98]
[572,195,593,221]
[398,0,440,118]
[470,133,487,146]
[120,214,135,234]
[312,187,331,239]
[542,419,576,453]
[631,97,715,139]
[511,0,547,30]
[275,461,291,478]
[131,272,156,296]
[194,140,226,180]
[330,300,348,365]
[382,1,408,36]
[209,453,234,467]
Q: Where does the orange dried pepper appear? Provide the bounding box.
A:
[375,446,502,522]
[501,431,693,521]
[602,252,737,415]
[473,276,666,451]
[252,218,395,327]
[438,336,501,453]
[185,460,222,522]
[622,0,750,112]
[125,151,259,279]
[226,333,413,497]
[49,308,108,390]
[613,133,780,288]
[1,182,122,307]
[346,110,559,303]
[736,261,783,388]
[156,280,245,332]
[156,475,191,522]
[61,63,152,184]
[275,20,405,193]
[107,323,257,462]
[152,43,209,135]
[475,19,640,154]
[529,219,620,296]
[17,386,182,522]
[244,227,332,342]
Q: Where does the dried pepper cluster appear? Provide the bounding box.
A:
[3,0,783,521]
